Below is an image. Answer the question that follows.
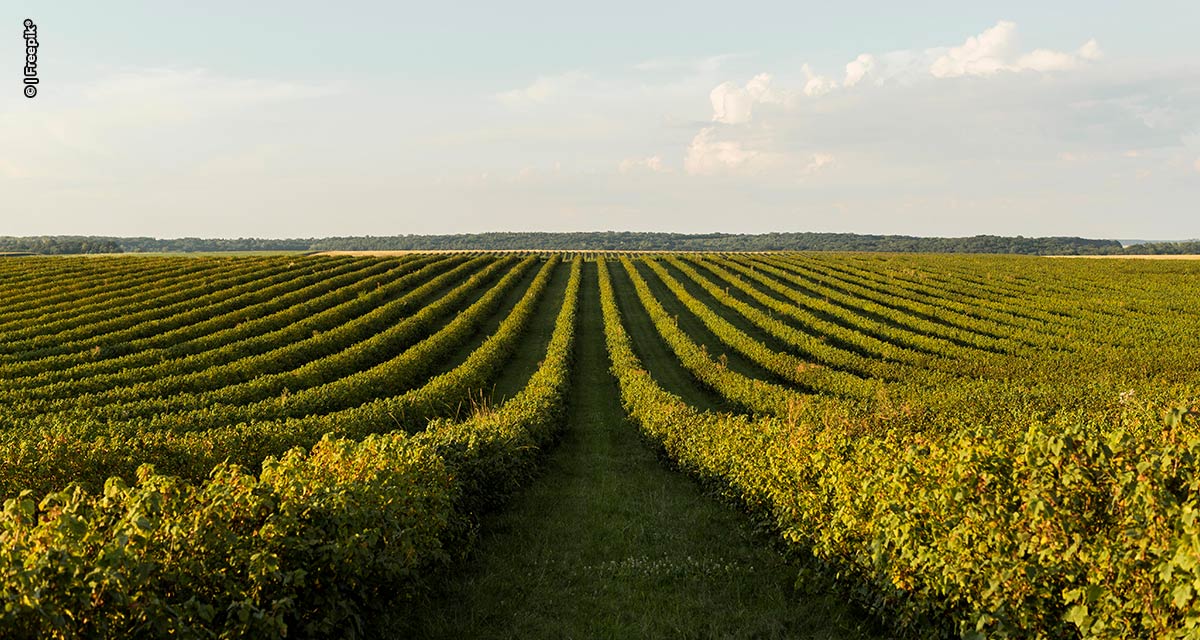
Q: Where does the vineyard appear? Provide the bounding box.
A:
[1,252,1199,638]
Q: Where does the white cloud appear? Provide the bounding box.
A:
[496,71,590,107]
[80,69,334,114]
[1078,39,1104,62]
[194,144,284,176]
[803,153,835,174]
[710,73,784,124]
[710,81,752,124]
[634,53,750,73]
[691,20,1102,139]
[0,158,30,179]
[930,21,1101,78]
[1015,49,1080,73]
[619,155,667,174]
[844,54,878,87]
[0,67,336,179]
[684,21,1110,183]
[681,127,820,177]
[929,20,1017,78]
[802,64,837,96]
[8,68,337,145]
[507,163,565,183]
[684,127,758,175]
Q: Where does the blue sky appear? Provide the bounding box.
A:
[4,1,1199,238]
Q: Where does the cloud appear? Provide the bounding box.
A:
[683,21,1112,183]
[929,21,1102,78]
[193,144,285,176]
[634,53,751,73]
[0,67,336,179]
[1194,157,1200,174]
[696,21,1102,126]
[678,47,1199,189]
[844,54,878,87]
[619,155,668,174]
[1078,39,1104,62]
[1014,49,1080,73]
[929,20,1017,78]
[824,22,1103,88]
[709,80,753,124]
[0,158,30,179]
[803,153,835,174]
[80,68,335,114]
[682,128,825,178]
[684,127,759,175]
[709,73,786,124]
[705,73,792,123]
[496,71,590,108]
[802,64,837,96]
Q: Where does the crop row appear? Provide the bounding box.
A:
[675,256,943,376]
[639,258,876,399]
[0,258,222,326]
[709,257,989,363]
[0,257,553,498]
[0,255,489,417]
[0,256,416,388]
[616,257,812,419]
[0,257,582,639]
[0,258,290,354]
[598,256,1200,638]
[645,255,1198,436]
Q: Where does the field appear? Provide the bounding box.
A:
[1049,254,1200,260]
[1,252,1198,638]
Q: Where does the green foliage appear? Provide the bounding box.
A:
[0,438,453,639]
[597,255,1200,638]
[1,250,1198,638]
[0,256,583,637]
[0,236,123,254]
[616,255,811,418]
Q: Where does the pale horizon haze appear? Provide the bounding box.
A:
[3,1,1199,240]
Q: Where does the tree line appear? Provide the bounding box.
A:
[1,232,1196,255]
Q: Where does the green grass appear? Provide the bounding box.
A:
[658,258,807,357]
[424,258,542,380]
[488,260,571,403]
[397,262,876,639]
[632,258,793,386]
[607,258,729,413]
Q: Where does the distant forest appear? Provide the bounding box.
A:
[1,233,1198,256]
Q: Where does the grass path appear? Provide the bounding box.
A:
[607,258,728,413]
[489,260,569,403]
[632,259,788,386]
[405,263,875,639]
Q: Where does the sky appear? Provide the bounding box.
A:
[3,1,1199,239]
